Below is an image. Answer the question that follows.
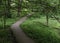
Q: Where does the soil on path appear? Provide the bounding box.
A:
[11,16,35,43]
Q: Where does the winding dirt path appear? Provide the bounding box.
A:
[11,16,35,43]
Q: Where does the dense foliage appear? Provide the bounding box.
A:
[0,0,60,43]
[21,18,60,43]
[20,0,60,43]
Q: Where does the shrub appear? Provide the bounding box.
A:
[21,19,60,43]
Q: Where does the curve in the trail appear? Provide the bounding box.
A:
[11,16,35,43]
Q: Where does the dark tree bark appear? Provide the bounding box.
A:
[6,0,11,18]
[44,8,49,26]
[17,0,22,17]
[53,15,60,23]
[46,14,49,26]
[3,0,7,29]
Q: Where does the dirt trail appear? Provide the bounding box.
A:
[11,16,35,43]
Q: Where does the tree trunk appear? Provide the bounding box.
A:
[46,14,49,26]
[7,0,11,18]
[3,0,7,29]
[17,0,22,17]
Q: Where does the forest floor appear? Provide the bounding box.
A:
[11,16,35,43]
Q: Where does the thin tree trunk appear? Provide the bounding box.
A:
[3,0,7,29]
[46,14,49,26]
[53,15,60,23]
[17,0,22,17]
[7,0,11,18]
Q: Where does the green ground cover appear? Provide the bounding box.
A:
[20,15,60,43]
[0,17,19,43]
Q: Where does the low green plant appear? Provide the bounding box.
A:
[21,19,60,43]
[0,17,19,43]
